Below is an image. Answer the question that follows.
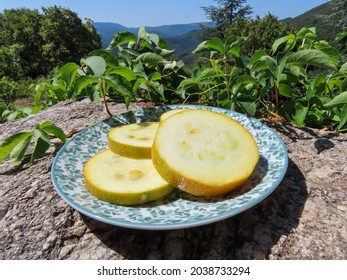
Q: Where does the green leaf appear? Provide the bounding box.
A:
[135,53,166,65]
[293,102,308,127]
[105,66,136,81]
[88,50,118,67]
[278,84,294,98]
[106,31,137,50]
[149,72,161,81]
[337,104,347,130]
[58,62,79,87]
[2,110,17,121]
[205,37,225,54]
[82,56,106,77]
[30,128,51,163]
[296,27,318,40]
[324,91,347,107]
[0,132,33,163]
[271,33,295,54]
[313,41,340,64]
[104,74,134,98]
[74,76,99,95]
[238,101,256,116]
[9,135,32,166]
[138,26,150,44]
[265,56,278,78]
[193,41,209,53]
[249,50,267,66]
[286,49,337,70]
[39,123,66,143]
[339,62,347,74]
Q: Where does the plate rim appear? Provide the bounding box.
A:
[51,105,288,230]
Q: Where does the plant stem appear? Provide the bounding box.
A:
[100,80,112,117]
[147,82,154,104]
[274,83,280,115]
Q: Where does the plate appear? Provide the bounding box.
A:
[51,105,288,230]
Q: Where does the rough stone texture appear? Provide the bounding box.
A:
[0,99,346,260]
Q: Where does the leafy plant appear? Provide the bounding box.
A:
[0,121,66,167]
[33,27,186,115]
[178,27,346,131]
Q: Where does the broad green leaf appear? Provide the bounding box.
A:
[205,37,225,54]
[337,104,347,130]
[40,123,66,143]
[135,53,166,65]
[105,66,136,81]
[293,102,308,127]
[249,50,267,66]
[296,27,318,40]
[58,62,79,87]
[30,128,51,163]
[339,62,347,74]
[138,26,151,44]
[104,74,134,98]
[88,50,118,67]
[20,107,32,116]
[252,59,268,72]
[324,91,347,107]
[158,48,175,58]
[124,94,132,109]
[314,41,340,64]
[286,49,337,70]
[278,84,294,98]
[9,135,32,166]
[149,72,161,81]
[178,78,198,89]
[199,68,220,80]
[238,101,256,116]
[2,110,17,121]
[0,132,33,163]
[265,57,278,78]
[271,33,295,54]
[34,87,44,106]
[85,84,101,102]
[149,33,160,46]
[83,56,106,77]
[106,31,137,50]
[193,41,209,53]
[74,76,99,95]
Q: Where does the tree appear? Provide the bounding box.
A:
[0,6,102,79]
[39,6,102,73]
[225,13,294,55]
[0,8,44,78]
[201,0,253,38]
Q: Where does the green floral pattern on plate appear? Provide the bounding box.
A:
[51,105,288,230]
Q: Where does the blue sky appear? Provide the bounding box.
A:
[0,0,329,27]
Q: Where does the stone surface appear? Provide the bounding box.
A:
[0,99,346,260]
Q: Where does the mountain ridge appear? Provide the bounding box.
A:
[93,21,209,48]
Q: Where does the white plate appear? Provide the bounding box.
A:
[51,105,288,230]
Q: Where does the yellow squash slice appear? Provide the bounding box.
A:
[84,150,174,205]
[159,109,186,122]
[108,122,159,159]
[152,109,259,197]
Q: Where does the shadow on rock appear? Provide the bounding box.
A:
[82,158,307,260]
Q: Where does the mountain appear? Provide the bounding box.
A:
[166,29,203,65]
[93,22,207,48]
[287,0,347,42]
[93,0,346,63]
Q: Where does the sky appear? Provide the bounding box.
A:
[0,0,330,27]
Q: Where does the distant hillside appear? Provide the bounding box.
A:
[94,22,207,48]
[287,0,347,42]
[166,29,203,65]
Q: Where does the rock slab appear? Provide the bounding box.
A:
[0,99,346,259]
